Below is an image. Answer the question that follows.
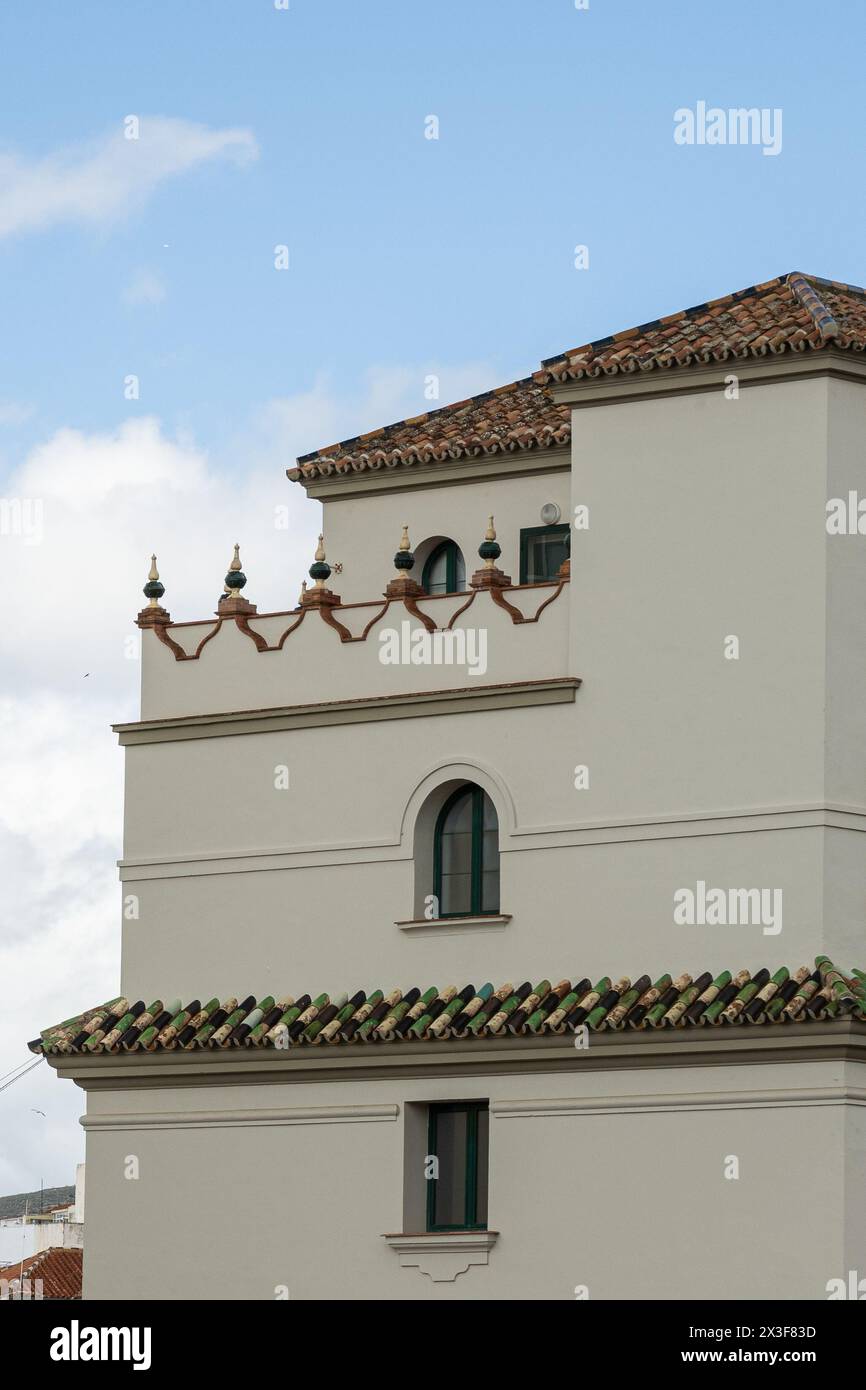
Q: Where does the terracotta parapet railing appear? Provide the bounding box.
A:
[142,579,568,663]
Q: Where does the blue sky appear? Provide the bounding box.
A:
[1,0,864,469]
[1,0,865,1198]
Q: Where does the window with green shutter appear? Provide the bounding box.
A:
[421,540,466,594]
[426,1102,489,1232]
[519,523,570,583]
[433,785,499,918]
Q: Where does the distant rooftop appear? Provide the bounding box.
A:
[2,1246,82,1299]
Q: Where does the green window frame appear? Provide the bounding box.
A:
[426,1102,489,1232]
[421,540,465,595]
[519,523,570,584]
[432,784,499,918]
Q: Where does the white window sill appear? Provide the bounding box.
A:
[383,1231,499,1282]
[395,913,511,932]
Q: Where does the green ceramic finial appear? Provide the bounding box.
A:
[393,524,415,572]
[143,554,165,606]
[309,534,331,588]
[478,516,501,569]
[224,543,247,595]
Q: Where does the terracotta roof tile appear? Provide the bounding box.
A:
[290,274,866,486]
[28,958,866,1054]
[537,272,866,383]
[3,1247,82,1300]
[289,376,571,483]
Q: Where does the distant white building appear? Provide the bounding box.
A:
[32,272,866,1299]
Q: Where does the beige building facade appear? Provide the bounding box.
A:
[34,272,866,1299]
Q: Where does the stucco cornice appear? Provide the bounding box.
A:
[293,446,571,500]
[49,1018,866,1093]
[547,348,866,409]
[113,676,580,746]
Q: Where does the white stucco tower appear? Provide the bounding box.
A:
[35,272,866,1300]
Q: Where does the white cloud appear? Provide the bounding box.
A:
[122,269,166,306]
[1,415,319,698]
[0,117,258,240]
[0,360,495,1192]
[0,693,121,1195]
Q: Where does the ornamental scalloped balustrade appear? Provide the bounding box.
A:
[133,578,572,722]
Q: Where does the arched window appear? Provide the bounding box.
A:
[433,785,499,917]
[422,540,466,595]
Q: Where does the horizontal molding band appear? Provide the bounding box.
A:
[79,1091,866,1132]
[492,1085,866,1119]
[511,802,866,841]
[114,677,580,746]
[118,803,866,881]
[82,1102,399,1132]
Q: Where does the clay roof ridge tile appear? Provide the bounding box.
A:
[788,272,840,342]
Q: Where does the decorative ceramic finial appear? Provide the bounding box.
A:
[224,543,247,595]
[384,524,426,598]
[469,514,511,590]
[143,554,165,607]
[309,534,331,589]
[135,553,171,627]
[299,534,340,608]
[393,525,415,572]
[216,543,257,614]
[478,516,501,570]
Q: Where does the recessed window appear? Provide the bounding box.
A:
[422,540,466,595]
[433,785,499,917]
[519,524,570,583]
[427,1102,489,1232]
